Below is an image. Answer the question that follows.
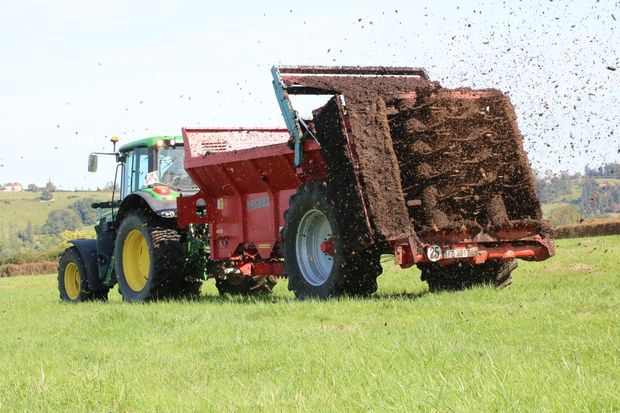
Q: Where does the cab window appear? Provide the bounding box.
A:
[121,148,150,198]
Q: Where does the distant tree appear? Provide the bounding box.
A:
[8,223,16,243]
[103,181,119,192]
[45,179,56,192]
[581,179,594,214]
[27,183,38,192]
[535,175,572,203]
[26,221,34,243]
[40,189,53,201]
[580,179,606,216]
[40,209,82,235]
[584,162,620,178]
[70,198,99,225]
[17,221,35,244]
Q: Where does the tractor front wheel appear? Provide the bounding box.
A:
[114,211,200,302]
[58,247,108,302]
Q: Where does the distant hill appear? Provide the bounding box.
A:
[0,191,113,242]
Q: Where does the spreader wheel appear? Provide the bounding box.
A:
[114,211,199,302]
[283,181,382,299]
[420,259,518,292]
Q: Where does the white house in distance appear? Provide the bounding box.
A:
[0,182,22,192]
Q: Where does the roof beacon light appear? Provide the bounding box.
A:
[110,135,119,151]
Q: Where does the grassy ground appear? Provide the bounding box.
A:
[0,236,618,412]
[0,191,111,241]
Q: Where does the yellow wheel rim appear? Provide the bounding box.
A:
[122,229,151,292]
[64,262,81,300]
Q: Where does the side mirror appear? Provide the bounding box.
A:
[88,154,98,172]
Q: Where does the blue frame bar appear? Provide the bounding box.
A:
[271,66,304,167]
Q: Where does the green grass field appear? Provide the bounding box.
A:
[1,236,618,412]
[0,191,111,241]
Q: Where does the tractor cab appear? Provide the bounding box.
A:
[118,136,197,199]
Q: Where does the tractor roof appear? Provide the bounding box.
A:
[119,135,183,152]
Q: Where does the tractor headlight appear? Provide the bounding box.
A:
[156,139,164,147]
[169,139,176,147]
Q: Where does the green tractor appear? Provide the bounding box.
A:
[58,136,205,303]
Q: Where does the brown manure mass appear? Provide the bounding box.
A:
[390,88,546,236]
[312,96,375,252]
[303,75,547,248]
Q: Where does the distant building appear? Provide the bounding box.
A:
[1,182,22,192]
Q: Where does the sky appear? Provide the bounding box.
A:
[0,0,618,189]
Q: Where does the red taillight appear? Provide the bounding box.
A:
[153,185,171,195]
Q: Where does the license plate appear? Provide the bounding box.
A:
[443,248,478,259]
[426,245,479,262]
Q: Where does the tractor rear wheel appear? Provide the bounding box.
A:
[420,260,518,292]
[58,247,108,302]
[114,211,200,302]
[283,181,382,299]
[215,275,277,296]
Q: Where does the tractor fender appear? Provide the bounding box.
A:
[68,239,107,291]
[116,192,178,223]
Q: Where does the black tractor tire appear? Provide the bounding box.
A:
[215,275,277,296]
[420,259,518,292]
[282,180,382,299]
[114,210,199,302]
[58,247,109,302]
